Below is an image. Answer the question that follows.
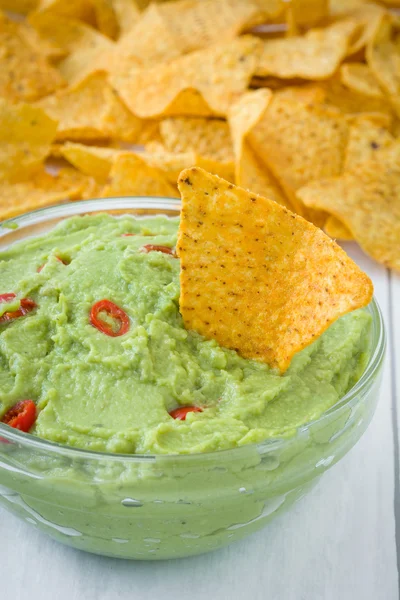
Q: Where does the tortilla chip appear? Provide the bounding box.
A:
[143,144,235,184]
[37,73,142,142]
[0,0,38,13]
[366,13,400,119]
[92,0,119,39]
[0,168,91,221]
[0,101,58,183]
[177,167,373,372]
[344,3,386,56]
[324,216,353,241]
[297,143,400,270]
[59,143,122,183]
[228,88,290,208]
[287,0,328,28]
[32,0,94,22]
[255,19,361,80]
[329,0,368,17]
[155,0,267,53]
[319,75,394,124]
[248,95,348,216]
[29,12,113,85]
[103,154,179,198]
[0,11,65,103]
[160,117,235,164]
[112,0,140,37]
[340,63,383,98]
[344,116,395,171]
[89,4,183,80]
[110,35,261,118]
[275,84,327,104]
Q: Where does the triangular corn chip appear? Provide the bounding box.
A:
[160,117,234,164]
[60,143,123,183]
[298,143,400,270]
[319,75,394,124]
[61,142,235,185]
[0,10,65,103]
[110,36,261,118]
[247,94,348,217]
[103,154,179,198]
[228,89,291,208]
[340,63,384,98]
[29,12,113,84]
[0,168,93,221]
[154,0,267,54]
[37,73,142,142]
[344,116,395,171]
[177,167,373,372]
[255,19,361,80]
[0,101,58,182]
[366,13,400,118]
[325,216,353,241]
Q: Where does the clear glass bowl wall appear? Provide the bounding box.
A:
[0,199,385,560]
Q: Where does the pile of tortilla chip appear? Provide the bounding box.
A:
[0,0,399,270]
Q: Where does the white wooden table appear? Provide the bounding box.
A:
[1,245,399,600]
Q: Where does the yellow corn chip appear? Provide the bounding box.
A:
[340,63,383,98]
[18,22,66,61]
[0,168,91,221]
[177,167,373,372]
[160,117,234,164]
[29,12,113,85]
[366,13,400,119]
[155,0,267,53]
[88,4,183,80]
[319,75,394,124]
[92,0,119,39]
[248,95,348,216]
[228,88,291,208]
[329,0,368,17]
[0,0,38,13]
[32,0,94,22]
[255,19,361,80]
[112,0,140,37]
[143,144,235,184]
[37,73,142,142]
[325,216,353,240]
[60,143,122,183]
[297,143,400,270]
[0,101,58,183]
[287,0,328,28]
[110,36,261,118]
[344,3,386,56]
[275,84,327,104]
[0,11,64,103]
[344,116,395,171]
[103,154,179,198]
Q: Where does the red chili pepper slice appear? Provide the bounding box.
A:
[0,293,17,303]
[1,400,37,432]
[169,406,203,421]
[121,233,136,237]
[140,244,176,256]
[90,299,130,337]
[0,296,37,324]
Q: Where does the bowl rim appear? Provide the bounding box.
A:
[0,197,386,462]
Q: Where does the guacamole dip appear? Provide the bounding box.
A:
[0,214,371,454]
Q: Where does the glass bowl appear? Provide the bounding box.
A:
[0,198,385,560]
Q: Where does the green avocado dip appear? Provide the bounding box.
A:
[0,214,372,455]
